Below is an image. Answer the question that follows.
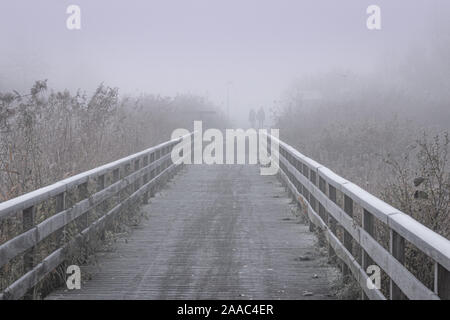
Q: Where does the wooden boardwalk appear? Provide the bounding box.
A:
[47,164,338,300]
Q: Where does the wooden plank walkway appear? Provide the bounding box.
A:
[47,164,338,299]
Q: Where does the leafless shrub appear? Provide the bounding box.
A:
[382,132,449,288]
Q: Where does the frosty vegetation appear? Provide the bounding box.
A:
[272,37,449,294]
[0,81,225,202]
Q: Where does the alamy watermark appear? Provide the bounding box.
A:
[65,4,381,31]
[171,121,280,175]
[66,265,81,290]
[367,5,381,30]
[66,5,81,30]
[366,265,381,290]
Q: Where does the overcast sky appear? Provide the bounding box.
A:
[0,0,448,123]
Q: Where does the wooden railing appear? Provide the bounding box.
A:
[264,133,450,300]
[1,131,448,300]
[0,134,192,300]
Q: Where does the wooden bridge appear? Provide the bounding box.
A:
[0,133,449,300]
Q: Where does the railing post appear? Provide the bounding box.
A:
[162,149,168,181]
[343,194,353,280]
[22,205,35,299]
[318,177,326,221]
[94,174,106,240]
[143,155,149,204]
[122,163,131,202]
[150,152,156,197]
[328,185,337,264]
[317,176,327,247]
[55,192,66,245]
[308,169,316,232]
[113,168,120,181]
[362,210,374,269]
[78,181,89,260]
[167,145,174,177]
[134,159,140,193]
[112,168,120,205]
[56,192,66,214]
[97,175,105,193]
[22,206,35,270]
[435,263,450,300]
[122,163,131,216]
[390,229,406,299]
[107,168,120,231]
[285,154,293,199]
[97,174,105,215]
[156,150,161,175]
[362,209,374,299]
[319,177,325,194]
[78,182,89,230]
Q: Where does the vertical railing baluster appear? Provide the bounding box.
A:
[308,169,317,232]
[328,185,337,264]
[156,150,161,176]
[22,205,35,299]
[113,168,120,205]
[317,176,326,247]
[96,174,105,218]
[55,192,66,245]
[343,194,353,279]
[95,174,106,239]
[22,206,35,270]
[318,177,326,221]
[150,152,156,197]
[362,209,374,299]
[113,168,120,181]
[143,155,149,204]
[109,168,120,231]
[319,177,325,193]
[97,175,105,194]
[78,181,89,260]
[123,163,131,202]
[302,164,309,202]
[78,182,89,230]
[434,263,450,300]
[154,149,160,189]
[167,145,172,177]
[122,163,131,217]
[390,230,405,299]
[134,159,140,193]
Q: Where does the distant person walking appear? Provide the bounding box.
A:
[257,107,265,129]
[249,109,256,128]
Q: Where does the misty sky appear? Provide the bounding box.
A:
[0,0,449,123]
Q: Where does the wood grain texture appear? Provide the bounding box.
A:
[47,164,338,300]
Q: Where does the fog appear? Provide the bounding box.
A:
[2,1,450,300]
[1,0,449,127]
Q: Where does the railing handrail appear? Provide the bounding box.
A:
[265,133,450,300]
[273,135,450,267]
[0,136,186,220]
